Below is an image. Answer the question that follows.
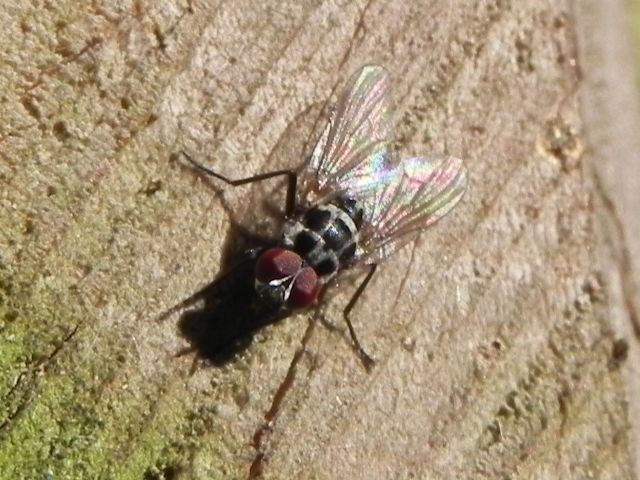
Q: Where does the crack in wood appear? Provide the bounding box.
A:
[298,0,377,161]
[248,317,317,479]
[0,324,79,435]
[592,170,640,339]
[22,36,104,93]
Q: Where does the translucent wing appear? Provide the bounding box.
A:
[358,156,468,263]
[298,65,393,205]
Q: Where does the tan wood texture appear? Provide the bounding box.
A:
[0,0,637,478]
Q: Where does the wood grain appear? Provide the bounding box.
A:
[0,0,637,478]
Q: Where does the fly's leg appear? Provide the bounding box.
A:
[343,264,378,371]
[180,151,298,216]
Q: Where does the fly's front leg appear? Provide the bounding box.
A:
[343,264,378,371]
[179,151,298,216]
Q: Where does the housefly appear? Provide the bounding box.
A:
[181,65,468,368]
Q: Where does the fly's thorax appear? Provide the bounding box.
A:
[282,198,362,281]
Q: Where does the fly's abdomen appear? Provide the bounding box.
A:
[282,200,361,281]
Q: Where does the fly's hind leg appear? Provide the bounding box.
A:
[342,264,378,371]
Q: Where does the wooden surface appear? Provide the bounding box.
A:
[0,0,637,478]
[576,0,640,476]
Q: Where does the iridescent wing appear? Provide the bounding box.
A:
[298,65,393,206]
[358,155,468,263]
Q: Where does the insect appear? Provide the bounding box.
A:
[182,65,468,368]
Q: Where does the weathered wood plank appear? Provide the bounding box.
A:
[0,0,636,478]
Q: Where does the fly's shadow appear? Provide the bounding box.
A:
[161,246,290,366]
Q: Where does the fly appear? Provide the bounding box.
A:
[181,65,468,368]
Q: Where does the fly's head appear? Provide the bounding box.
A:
[254,248,319,309]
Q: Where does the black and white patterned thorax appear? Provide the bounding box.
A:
[281,196,363,282]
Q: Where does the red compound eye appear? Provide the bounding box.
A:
[288,267,319,309]
[255,248,302,282]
